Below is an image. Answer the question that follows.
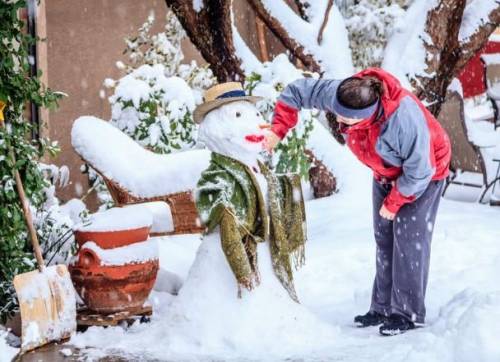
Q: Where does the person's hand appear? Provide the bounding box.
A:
[379,204,396,220]
[263,131,281,153]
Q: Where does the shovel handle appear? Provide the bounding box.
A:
[13,169,45,271]
[0,107,45,271]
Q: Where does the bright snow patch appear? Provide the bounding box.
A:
[0,329,18,362]
[71,116,210,197]
[78,240,158,266]
[75,206,153,233]
[123,202,174,234]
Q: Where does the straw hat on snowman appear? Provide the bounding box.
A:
[193,82,262,124]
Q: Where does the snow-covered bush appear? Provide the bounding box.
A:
[103,11,215,154]
[245,55,318,179]
[36,164,87,266]
[109,64,196,153]
[343,0,409,70]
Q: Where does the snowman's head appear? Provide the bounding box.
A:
[198,100,268,166]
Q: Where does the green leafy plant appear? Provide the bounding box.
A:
[0,0,64,322]
[244,56,317,179]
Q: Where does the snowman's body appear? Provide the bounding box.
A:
[162,100,336,354]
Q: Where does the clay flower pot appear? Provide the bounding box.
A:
[74,226,151,249]
[69,247,159,313]
[74,207,153,249]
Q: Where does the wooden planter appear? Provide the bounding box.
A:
[87,159,204,236]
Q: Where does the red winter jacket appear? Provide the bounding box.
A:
[271,68,451,213]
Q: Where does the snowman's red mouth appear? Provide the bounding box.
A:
[245,134,265,143]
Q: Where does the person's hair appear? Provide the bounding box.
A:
[336,76,383,109]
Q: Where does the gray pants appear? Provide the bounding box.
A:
[370,179,444,324]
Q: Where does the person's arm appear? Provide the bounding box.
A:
[271,78,340,139]
[382,98,434,214]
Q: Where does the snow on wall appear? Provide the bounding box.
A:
[71,116,211,198]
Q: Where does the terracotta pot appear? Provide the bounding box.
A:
[75,226,151,249]
[69,248,159,313]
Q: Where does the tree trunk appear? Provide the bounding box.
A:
[305,149,337,198]
[165,0,244,82]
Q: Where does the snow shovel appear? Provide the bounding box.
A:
[0,102,76,353]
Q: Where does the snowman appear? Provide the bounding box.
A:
[192,81,307,301]
[139,83,337,356]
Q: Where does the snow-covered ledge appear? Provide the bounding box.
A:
[71,116,211,199]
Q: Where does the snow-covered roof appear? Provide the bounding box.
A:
[71,116,210,198]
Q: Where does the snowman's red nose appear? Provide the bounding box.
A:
[245,134,265,143]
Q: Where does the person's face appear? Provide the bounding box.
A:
[337,115,363,126]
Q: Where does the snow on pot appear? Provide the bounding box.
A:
[74,207,153,249]
[69,240,159,313]
[122,202,175,236]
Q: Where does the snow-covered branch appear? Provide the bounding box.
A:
[247,0,353,77]
[383,0,500,115]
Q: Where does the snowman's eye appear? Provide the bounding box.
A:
[256,113,259,117]
[236,112,241,117]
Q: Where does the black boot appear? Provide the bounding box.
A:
[354,311,388,327]
[379,314,416,336]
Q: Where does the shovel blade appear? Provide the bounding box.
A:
[13,264,76,353]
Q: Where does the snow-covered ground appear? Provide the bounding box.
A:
[2,124,500,361]
[62,135,500,362]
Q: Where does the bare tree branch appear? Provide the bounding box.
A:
[255,17,270,62]
[292,0,310,21]
[247,0,322,73]
[317,0,334,45]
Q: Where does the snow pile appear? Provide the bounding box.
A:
[123,202,174,234]
[71,233,340,360]
[71,116,211,197]
[430,290,500,362]
[153,268,183,295]
[0,329,18,362]
[70,180,500,361]
[77,240,158,266]
[74,206,153,233]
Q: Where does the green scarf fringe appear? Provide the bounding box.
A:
[196,153,307,302]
